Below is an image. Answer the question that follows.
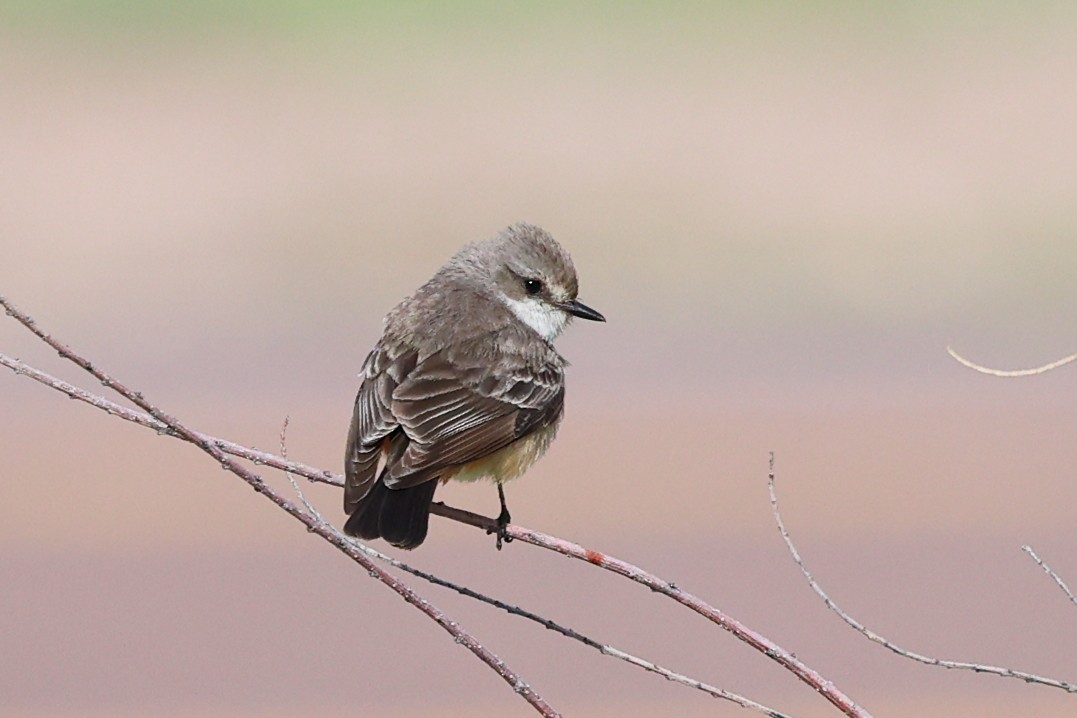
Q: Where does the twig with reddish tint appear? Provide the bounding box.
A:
[1023,545,1077,608]
[352,538,796,718]
[279,422,791,717]
[768,453,1077,694]
[0,296,560,718]
[2,347,865,717]
[2,351,796,718]
[508,525,872,717]
[432,501,874,717]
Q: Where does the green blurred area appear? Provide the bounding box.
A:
[11,0,725,36]
[2,0,1072,39]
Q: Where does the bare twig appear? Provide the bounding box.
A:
[768,454,1077,693]
[428,507,872,716]
[349,539,795,718]
[1,337,796,715]
[274,411,790,714]
[0,352,335,482]
[279,415,320,519]
[506,525,873,717]
[1,349,864,717]
[0,296,560,718]
[1023,545,1077,608]
[947,346,1077,377]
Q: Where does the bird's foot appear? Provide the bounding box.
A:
[486,505,513,550]
[487,483,513,550]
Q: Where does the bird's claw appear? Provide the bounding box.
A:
[487,507,513,550]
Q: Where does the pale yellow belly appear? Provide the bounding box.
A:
[443,425,558,484]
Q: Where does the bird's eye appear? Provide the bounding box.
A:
[523,278,543,295]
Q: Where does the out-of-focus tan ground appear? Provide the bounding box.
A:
[2,4,1075,717]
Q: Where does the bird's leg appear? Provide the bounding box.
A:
[489,483,513,550]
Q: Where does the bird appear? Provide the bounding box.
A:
[342,223,604,549]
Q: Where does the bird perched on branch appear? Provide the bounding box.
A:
[343,223,605,549]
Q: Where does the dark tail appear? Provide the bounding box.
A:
[343,479,438,550]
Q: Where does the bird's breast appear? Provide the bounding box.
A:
[443,423,560,484]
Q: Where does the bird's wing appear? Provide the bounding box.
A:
[343,343,416,513]
[383,344,564,488]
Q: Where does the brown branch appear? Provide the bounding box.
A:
[429,503,872,716]
[768,454,1077,693]
[1,348,863,718]
[506,525,872,717]
[0,296,560,718]
[277,420,793,717]
[2,296,874,717]
[1,350,798,718]
[349,538,795,717]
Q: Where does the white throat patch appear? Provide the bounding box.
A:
[500,295,569,341]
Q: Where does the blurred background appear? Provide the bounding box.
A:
[2,2,1075,716]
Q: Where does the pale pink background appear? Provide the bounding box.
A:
[2,6,1075,717]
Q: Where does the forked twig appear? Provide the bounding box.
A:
[1,296,870,717]
[0,296,560,718]
[0,350,801,718]
[768,454,1077,693]
[432,506,871,717]
[350,536,794,717]
[274,412,793,715]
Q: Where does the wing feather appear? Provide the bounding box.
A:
[347,328,566,496]
[343,343,411,512]
[383,347,564,488]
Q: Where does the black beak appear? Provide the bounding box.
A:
[563,299,606,322]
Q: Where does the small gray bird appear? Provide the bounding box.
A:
[343,223,605,549]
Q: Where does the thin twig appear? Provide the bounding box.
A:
[1,351,797,718]
[506,525,873,717]
[276,409,790,713]
[947,346,1077,377]
[1,337,798,716]
[768,453,1077,693]
[1,349,865,717]
[350,539,795,718]
[1022,546,1077,608]
[279,415,320,518]
[0,296,560,718]
[429,504,873,718]
[0,352,335,482]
